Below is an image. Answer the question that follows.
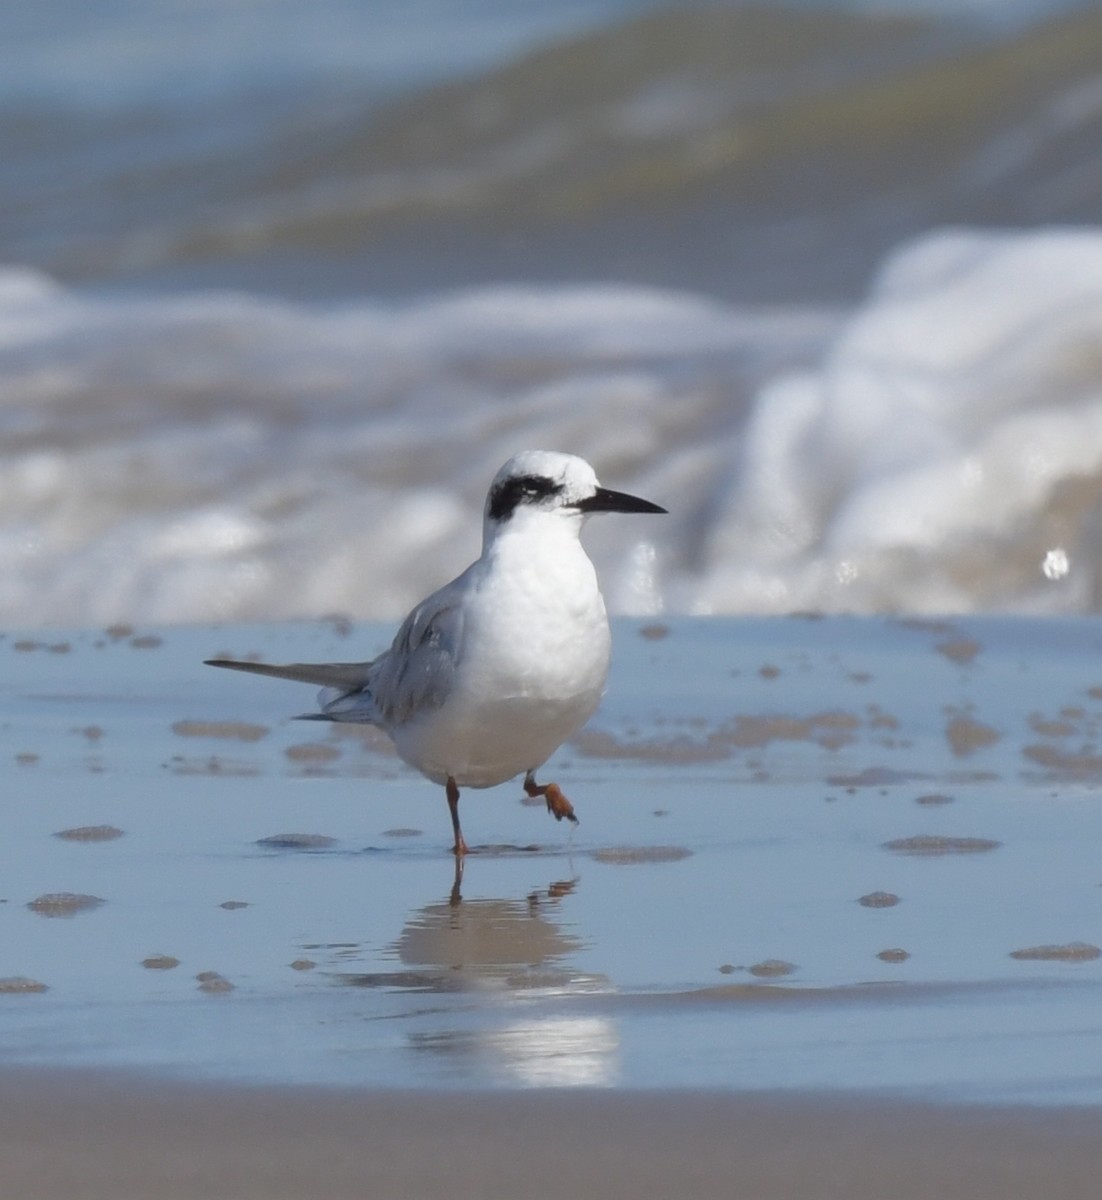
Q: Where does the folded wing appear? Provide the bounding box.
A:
[205,572,467,728]
[360,584,464,726]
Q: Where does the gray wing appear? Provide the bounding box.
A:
[205,571,469,728]
[347,576,467,727]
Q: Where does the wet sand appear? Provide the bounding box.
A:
[2,1070,1100,1200]
[2,614,1102,1186]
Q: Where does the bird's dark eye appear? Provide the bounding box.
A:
[488,474,563,521]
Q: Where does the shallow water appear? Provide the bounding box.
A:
[1,616,1101,1101]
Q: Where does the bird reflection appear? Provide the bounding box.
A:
[340,862,618,1085]
[396,884,580,989]
[345,859,588,993]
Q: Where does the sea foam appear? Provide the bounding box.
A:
[3,226,1102,625]
[702,226,1102,614]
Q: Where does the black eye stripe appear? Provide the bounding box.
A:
[488,474,564,521]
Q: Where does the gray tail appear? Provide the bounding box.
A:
[204,658,373,690]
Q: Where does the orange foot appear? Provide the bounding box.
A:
[524,773,579,826]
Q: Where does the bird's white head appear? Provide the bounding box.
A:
[483,451,666,545]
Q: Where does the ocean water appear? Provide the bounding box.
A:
[4,0,1102,626]
[3,616,1102,1101]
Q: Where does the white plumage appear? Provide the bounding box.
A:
[206,451,665,853]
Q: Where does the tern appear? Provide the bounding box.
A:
[206,451,666,854]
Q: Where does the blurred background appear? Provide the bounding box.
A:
[4,0,1102,625]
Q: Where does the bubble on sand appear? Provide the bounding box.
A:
[1022,743,1102,778]
[284,742,341,762]
[141,955,180,970]
[858,891,900,908]
[591,845,693,865]
[27,892,105,917]
[54,825,124,843]
[936,637,982,665]
[748,959,796,978]
[877,948,910,963]
[827,766,921,788]
[256,832,338,850]
[172,719,269,742]
[572,728,729,763]
[1029,713,1077,738]
[945,713,1000,756]
[1010,942,1101,962]
[577,709,867,763]
[883,835,1001,856]
[290,959,317,971]
[0,977,48,994]
[727,711,860,751]
[196,971,234,993]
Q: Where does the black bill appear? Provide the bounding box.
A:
[577,486,667,515]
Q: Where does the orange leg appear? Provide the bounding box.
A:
[446,777,470,856]
[524,770,578,826]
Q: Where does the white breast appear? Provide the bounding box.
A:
[392,521,611,788]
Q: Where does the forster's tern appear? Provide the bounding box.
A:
[206,451,666,854]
